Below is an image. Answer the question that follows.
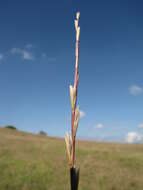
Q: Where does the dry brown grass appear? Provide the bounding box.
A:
[0,127,143,190]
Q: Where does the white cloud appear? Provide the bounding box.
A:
[79,110,85,118]
[25,44,33,49]
[138,123,143,128]
[95,123,104,129]
[0,54,3,60]
[11,47,34,60]
[129,85,143,96]
[23,50,33,60]
[125,132,143,143]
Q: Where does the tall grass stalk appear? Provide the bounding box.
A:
[65,12,80,190]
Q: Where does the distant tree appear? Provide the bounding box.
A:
[5,125,17,130]
[39,130,47,136]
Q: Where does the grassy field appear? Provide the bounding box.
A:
[0,128,143,190]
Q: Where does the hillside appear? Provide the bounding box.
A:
[0,128,143,190]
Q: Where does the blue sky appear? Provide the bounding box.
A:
[0,0,143,143]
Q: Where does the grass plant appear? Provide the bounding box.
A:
[65,12,81,190]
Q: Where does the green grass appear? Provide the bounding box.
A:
[0,128,143,190]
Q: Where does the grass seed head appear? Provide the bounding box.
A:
[76,27,80,41]
[69,85,76,110]
[73,107,80,137]
[76,12,80,20]
[65,133,72,166]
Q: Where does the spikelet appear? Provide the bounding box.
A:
[73,106,80,137]
[76,27,80,41]
[75,20,78,31]
[65,132,72,166]
[75,12,80,42]
[69,85,76,110]
[76,12,80,20]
